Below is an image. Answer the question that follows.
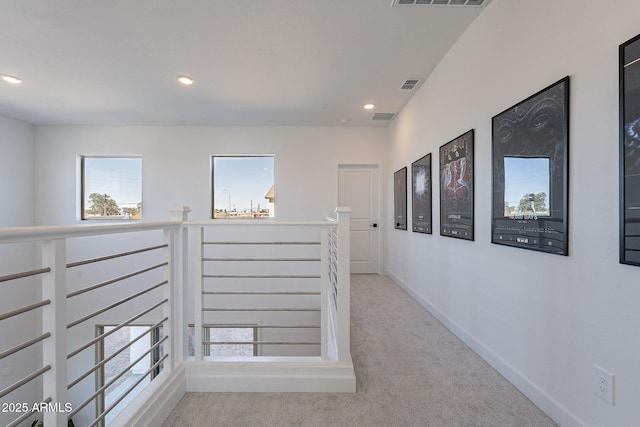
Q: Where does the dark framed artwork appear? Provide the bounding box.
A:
[439,130,474,240]
[620,34,640,266]
[412,154,432,234]
[491,76,569,255]
[394,167,407,230]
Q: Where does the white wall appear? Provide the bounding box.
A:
[34,125,387,224]
[0,114,34,227]
[386,1,640,426]
[0,114,39,426]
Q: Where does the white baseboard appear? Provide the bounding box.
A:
[386,271,585,427]
[185,357,356,392]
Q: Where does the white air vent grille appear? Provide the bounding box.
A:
[401,79,420,90]
[372,113,396,121]
[392,0,488,6]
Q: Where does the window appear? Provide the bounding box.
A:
[212,156,274,218]
[96,325,163,426]
[81,156,142,220]
[187,325,258,356]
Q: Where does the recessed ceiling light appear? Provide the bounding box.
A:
[177,75,194,85]
[363,103,375,110]
[1,74,22,84]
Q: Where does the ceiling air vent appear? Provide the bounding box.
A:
[401,79,420,90]
[372,113,396,121]
[392,0,488,6]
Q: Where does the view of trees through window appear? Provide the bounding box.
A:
[212,156,274,218]
[82,157,142,220]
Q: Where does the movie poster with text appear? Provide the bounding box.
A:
[440,130,474,240]
[491,77,569,255]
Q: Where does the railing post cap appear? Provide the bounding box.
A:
[168,206,191,221]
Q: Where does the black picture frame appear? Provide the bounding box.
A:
[620,34,640,266]
[439,130,474,240]
[491,77,570,255]
[412,154,432,234]
[394,167,407,230]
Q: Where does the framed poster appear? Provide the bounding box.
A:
[491,76,569,255]
[439,130,474,240]
[620,34,640,266]
[412,154,432,234]
[394,167,407,230]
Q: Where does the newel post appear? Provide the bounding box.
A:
[335,207,351,363]
[193,227,203,361]
[41,239,69,426]
[168,206,191,222]
[320,226,329,359]
[167,207,190,366]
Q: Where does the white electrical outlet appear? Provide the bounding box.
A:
[594,365,615,405]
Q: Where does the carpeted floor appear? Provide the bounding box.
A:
[163,275,558,427]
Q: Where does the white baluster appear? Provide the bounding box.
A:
[335,207,351,363]
[41,239,69,426]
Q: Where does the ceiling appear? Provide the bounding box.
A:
[0,1,487,127]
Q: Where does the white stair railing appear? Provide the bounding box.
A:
[0,207,352,426]
[0,221,181,427]
[185,207,351,363]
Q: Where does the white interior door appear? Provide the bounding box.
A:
[338,165,380,274]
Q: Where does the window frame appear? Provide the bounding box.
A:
[80,155,143,221]
[210,155,275,219]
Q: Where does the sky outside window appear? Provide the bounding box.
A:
[213,156,274,216]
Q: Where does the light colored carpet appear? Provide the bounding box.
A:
[163,275,557,427]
